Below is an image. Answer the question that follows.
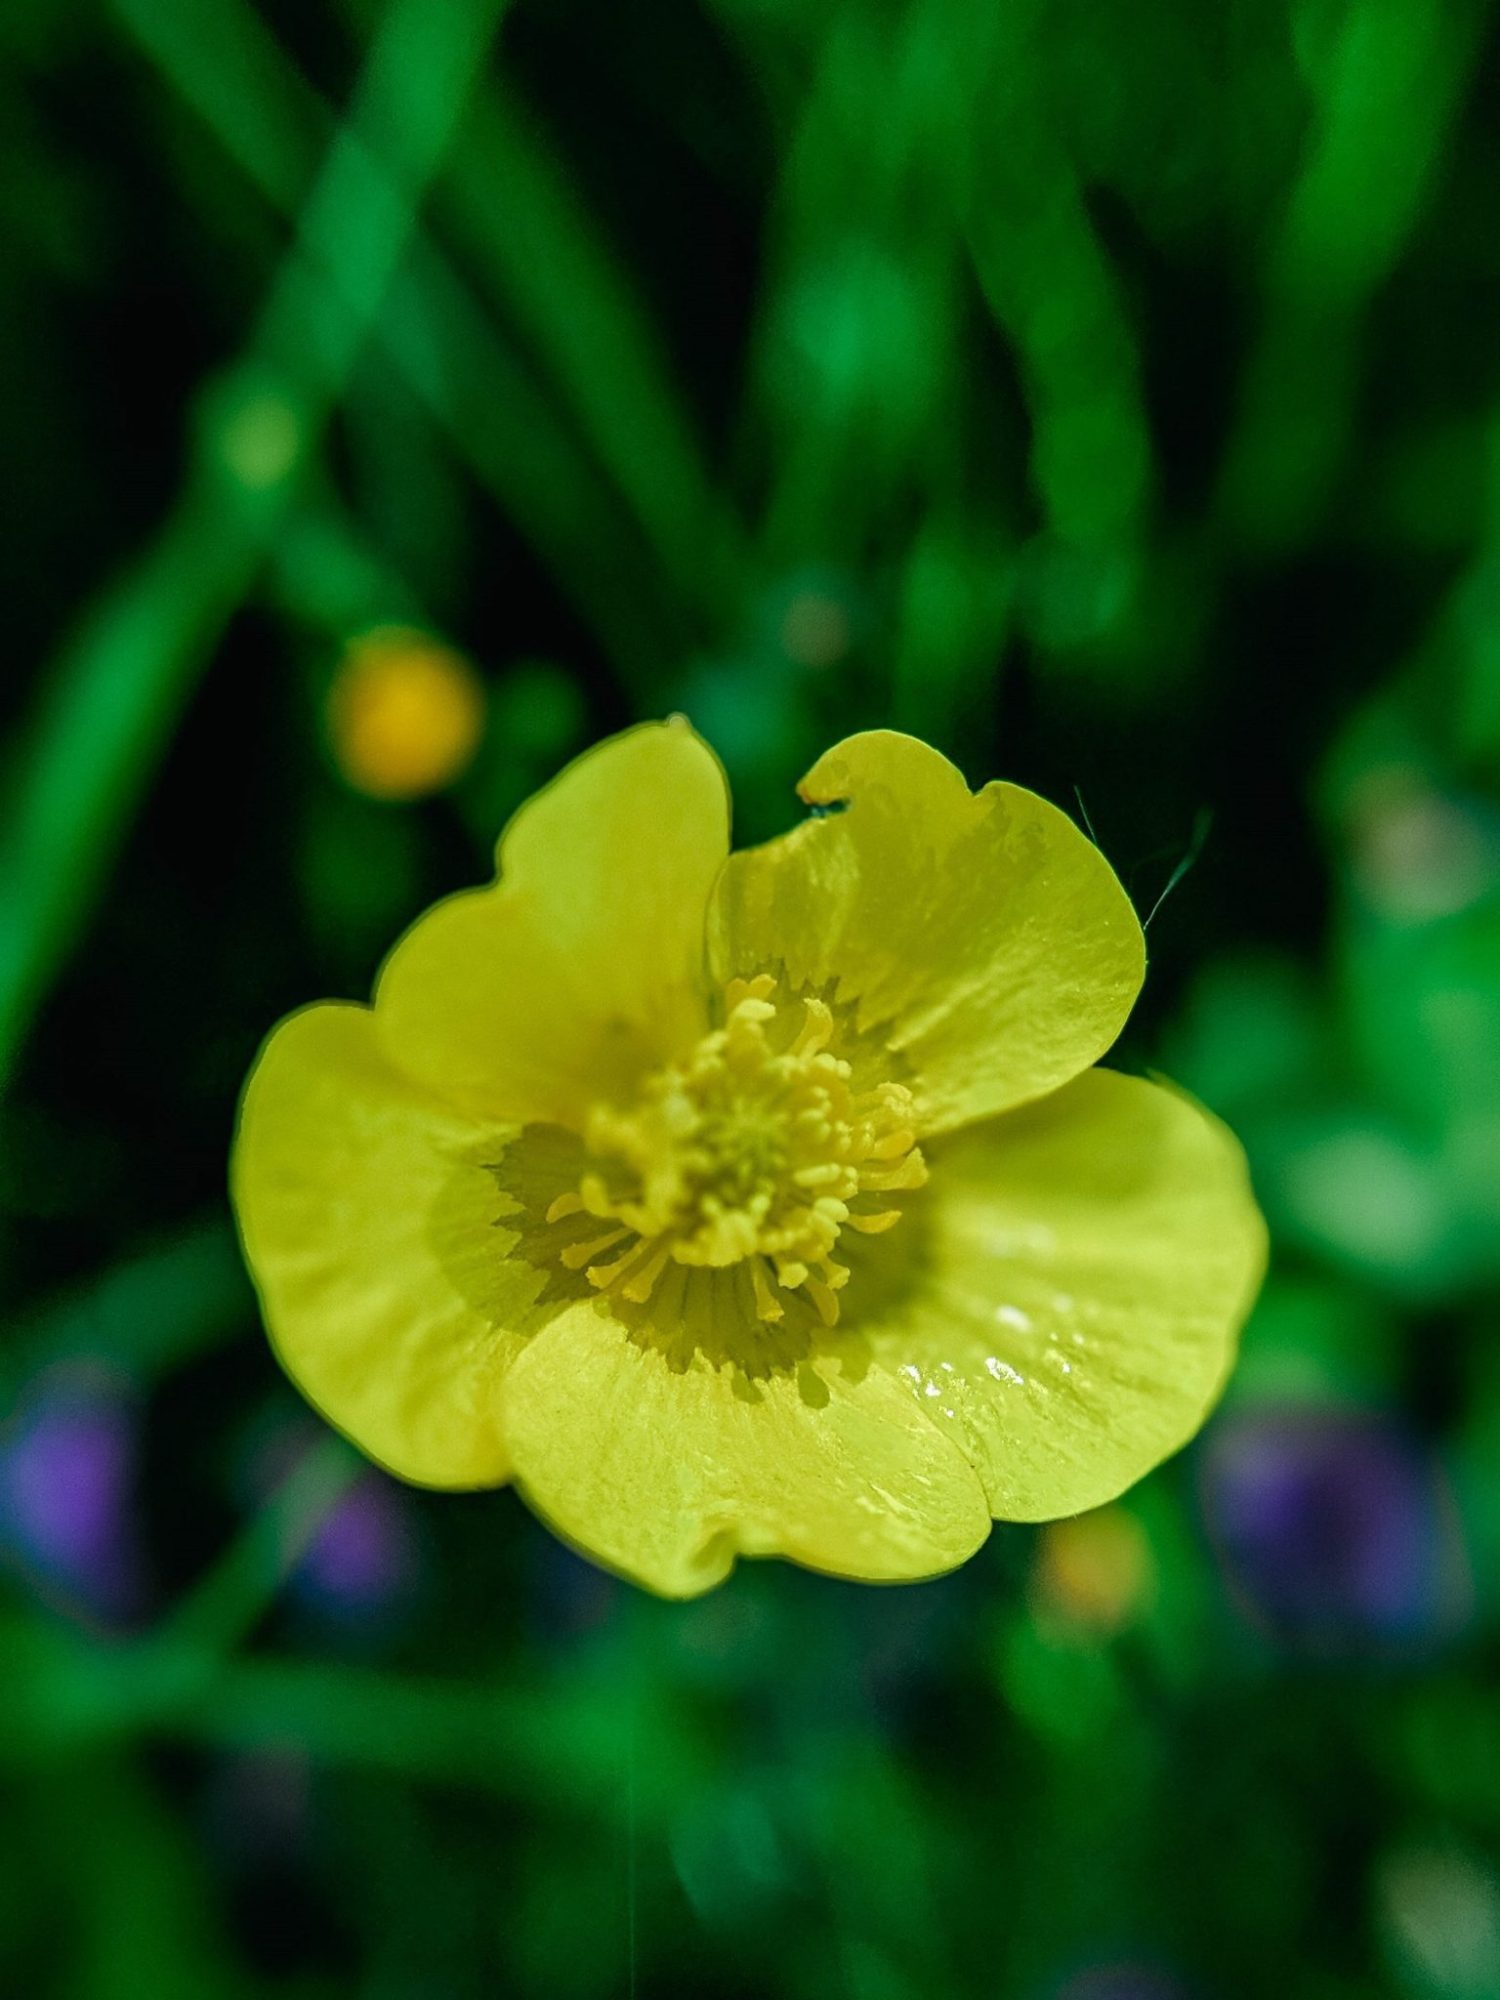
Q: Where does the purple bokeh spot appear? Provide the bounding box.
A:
[0,1373,141,1617]
[1056,1964,1188,2000]
[294,1472,416,1619]
[240,1418,422,1631]
[1199,1406,1461,1653]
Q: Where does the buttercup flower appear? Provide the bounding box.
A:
[327,626,485,802]
[232,723,1265,1596]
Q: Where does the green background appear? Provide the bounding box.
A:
[4,1,1500,1994]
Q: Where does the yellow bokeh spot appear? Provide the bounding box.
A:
[327,628,485,802]
[1032,1506,1155,1635]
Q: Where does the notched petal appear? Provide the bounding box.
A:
[497,1305,992,1598]
[710,730,1146,1135]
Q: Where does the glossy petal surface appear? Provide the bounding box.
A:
[709,732,1145,1133]
[232,1003,527,1487]
[853,1069,1266,1518]
[498,1309,992,1597]
[376,720,730,1126]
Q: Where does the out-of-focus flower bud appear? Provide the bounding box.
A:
[0,1363,143,1623]
[1032,1506,1155,1636]
[1199,1405,1467,1656]
[326,627,485,802]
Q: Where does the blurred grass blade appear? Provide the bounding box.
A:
[1,1613,708,1823]
[162,1434,362,1656]
[112,0,690,678]
[250,0,512,393]
[111,0,320,205]
[0,485,265,1092]
[38,1759,246,2000]
[4,1214,247,1395]
[959,0,1151,555]
[446,83,748,617]
[0,0,511,1091]
[1218,0,1487,550]
[743,4,967,564]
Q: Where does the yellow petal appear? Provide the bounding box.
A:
[375,720,731,1126]
[709,731,1144,1132]
[497,1309,992,1597]
[851,1068,1266,1518]
[231,1002,533,1487]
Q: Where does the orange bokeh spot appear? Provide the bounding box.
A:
[1032,1506,1155,1635]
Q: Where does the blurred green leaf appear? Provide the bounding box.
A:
[4,1218,247,1395]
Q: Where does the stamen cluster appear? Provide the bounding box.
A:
[546,975,925,1325]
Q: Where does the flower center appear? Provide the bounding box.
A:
[545,975,926,1325]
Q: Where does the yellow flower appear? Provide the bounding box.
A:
[326,627,485,802]
[232,722,1265,1597]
